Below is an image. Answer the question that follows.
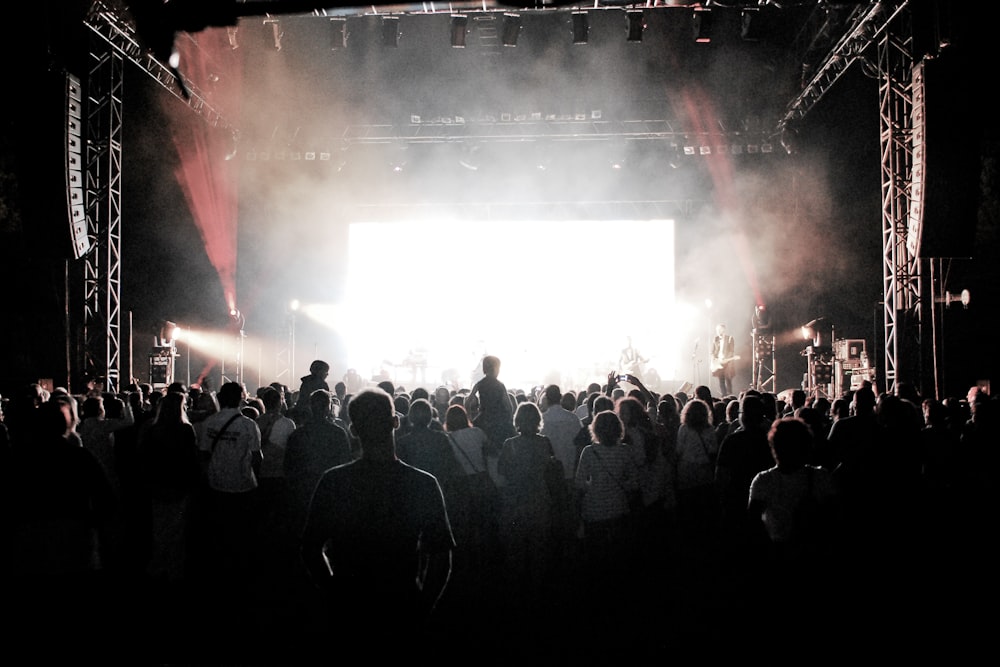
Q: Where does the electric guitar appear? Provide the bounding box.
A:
[710,355,741,373]
[620,350,648,377]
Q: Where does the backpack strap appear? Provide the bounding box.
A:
[210,413,243,453]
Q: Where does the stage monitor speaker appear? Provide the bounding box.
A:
[907,51,982,259]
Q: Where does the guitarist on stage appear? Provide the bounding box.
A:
[711,323,737,397]
[619,336,648,382]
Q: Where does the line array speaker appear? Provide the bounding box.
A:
[66,73,91,259]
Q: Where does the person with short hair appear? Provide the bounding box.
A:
[301,388,455,637]
[283,389,353,535]
[467,355,516,454]
[195,381,261,590]
[396,398,464,489]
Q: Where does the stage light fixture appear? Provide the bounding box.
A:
[667,143,682,168]
[780,128,798,154]
[626,10,645,43]
[451,15,468,48]
[263,17,283,50]
[223,131,239,161]
[941,289,971,308]
[458,143,481,171]
[160,321,179,345]
[382,16,400,48]
[692,8,713,43]
[389,143,408,172]
[741,8,761,41]
[572,11,589,45]
[501,14,521,47]
[329,17,347,50]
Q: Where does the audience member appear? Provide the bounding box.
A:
[300,388,454,645]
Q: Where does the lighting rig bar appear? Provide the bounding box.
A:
[84,1,239,136]
[341,121,772,145]
[776,0,906,136]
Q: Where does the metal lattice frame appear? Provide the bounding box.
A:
[777,1,894,135]
[877,5,920,396]
[751,332,776,393]
[83,37,124,393]
[80,1,238,392]
[74,1,925,395]
[84,1,237,133]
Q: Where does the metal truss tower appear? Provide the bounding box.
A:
[79,1,237,392]
[751,331,776,394]
[776,1,920,395]
[877,4,920,396]
[82,34,124,393]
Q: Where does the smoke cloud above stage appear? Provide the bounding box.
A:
[128,8,884,394]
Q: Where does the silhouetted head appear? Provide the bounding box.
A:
[445,404,472,432]
[309,360,330,377]
[852,386,877,415]
[218,381,245,409]
[482,355,501,377]
[348,388,399,453]
[407,398,434,429]
[433,386,451,407]
[590,410,624,446]
[543,384,562,408]
[768,417,813,470]
[681,398,712,430]
[615,396,645,426]
[259,386,283,413]
[514,401,542,435]
[38,396,76,438]
[308,389,334,421]
[739,394,764,429]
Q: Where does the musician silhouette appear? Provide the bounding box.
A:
[619,336,648,380]
[711,324,737,396]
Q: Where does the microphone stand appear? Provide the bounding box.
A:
[692,339,701,387]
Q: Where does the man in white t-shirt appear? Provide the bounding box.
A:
[540,384,584,481]
[197,381,262,586]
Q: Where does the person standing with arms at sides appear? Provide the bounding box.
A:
[711,323,737,397]
[301,388,455,642]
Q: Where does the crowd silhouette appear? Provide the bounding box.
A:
[0,359,995,662]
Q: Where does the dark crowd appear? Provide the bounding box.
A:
[0,355,995,664]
